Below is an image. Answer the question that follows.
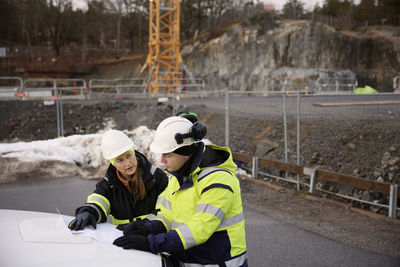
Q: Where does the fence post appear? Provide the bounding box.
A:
[296,91,301,190]
[55,80,61,137]
[394,76,400,91]
[82,79,88,100]
[225,87,230,147]
[283,93,288,163]
[389,184,398,218]
[252,157,258,179]
[59,93,64,137]
[308,168,317,194]
[283,92,288,179]
[54,80,64,137]
[335,79,339,95]
[172,90,177,116]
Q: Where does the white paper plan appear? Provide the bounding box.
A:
[63,216,124,249]
[19,213,123,249]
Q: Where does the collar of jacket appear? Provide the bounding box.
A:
[168,142,206,191]
[168,142,233,192]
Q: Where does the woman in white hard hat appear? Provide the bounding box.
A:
[68,129,169,230]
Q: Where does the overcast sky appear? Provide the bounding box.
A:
[264,0,321,11]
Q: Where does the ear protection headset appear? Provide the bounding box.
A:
[174,122,207,145]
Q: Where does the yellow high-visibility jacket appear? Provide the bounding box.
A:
[147,142,247,267]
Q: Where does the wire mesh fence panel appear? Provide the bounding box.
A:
[300,93,400,207]
[315,76,357,94]
[394,76,400,92]
[54,79,86,98]
[217,90,400,214]
[88,78,146,99]
[0,77,23,98]
[23,79,54,98]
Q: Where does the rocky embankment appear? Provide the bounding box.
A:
[182,14,400,92]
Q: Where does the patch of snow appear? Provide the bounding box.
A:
[0,126,243,183]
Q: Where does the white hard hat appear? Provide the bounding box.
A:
[101,130,134,160]
[150,116,194,154]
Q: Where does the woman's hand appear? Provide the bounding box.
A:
[68,211,97,231]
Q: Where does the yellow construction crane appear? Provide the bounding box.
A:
[144,0,182,95]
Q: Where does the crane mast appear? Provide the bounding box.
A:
[146,0,182,95]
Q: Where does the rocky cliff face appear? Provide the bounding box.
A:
[182,16,400,92]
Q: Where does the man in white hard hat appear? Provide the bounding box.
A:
[68,129,168,230]
[113,116,248,267]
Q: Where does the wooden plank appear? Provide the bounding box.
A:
[313,101,400,107]
[258,158,304,175]
[232,152,397,198]
[232,152,252,163]
[316,169,391,195]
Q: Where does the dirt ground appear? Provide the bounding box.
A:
[240,178,400,258]
[1,99,400,258]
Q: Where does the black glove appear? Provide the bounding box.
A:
[118,223,150,236]
[117,219,147,234]
[68,211,97,231]
[113,235,151,251]
[117,219,166,236]
[116,223,130,231]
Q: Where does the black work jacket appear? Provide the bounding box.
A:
[76,151,168,223]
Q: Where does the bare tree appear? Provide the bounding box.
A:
[103,0,125,58]
[282,0,305,19]
[40,0,74,62]
[122,0,148,51]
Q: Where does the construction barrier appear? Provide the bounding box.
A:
[266,77,314,93]
[88,78,146,99]
[394,75,400,92]
[0,77,24,99]
[315,76,357,94]
[232,152,399,219]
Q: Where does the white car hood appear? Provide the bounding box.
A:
[0,209,161,267]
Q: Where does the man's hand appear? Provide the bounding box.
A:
[68,211,97,231]
[113,235,151,251]
[117,219,150,236]
[117,219,166,236]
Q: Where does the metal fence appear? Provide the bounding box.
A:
[0,76,206,100]
[175,87,400,218]
[315,76,357,94]
[88,78,145,99]
[394,75,400,92]
[0,77,23,98]
[233,152,399,218]
[24,78,86,98]
[144,70,206,96]
[224,90,400,218]
[266,77,314,93]
[1,76,399,217]
[23,78,87,136]
[265,76,358,95]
